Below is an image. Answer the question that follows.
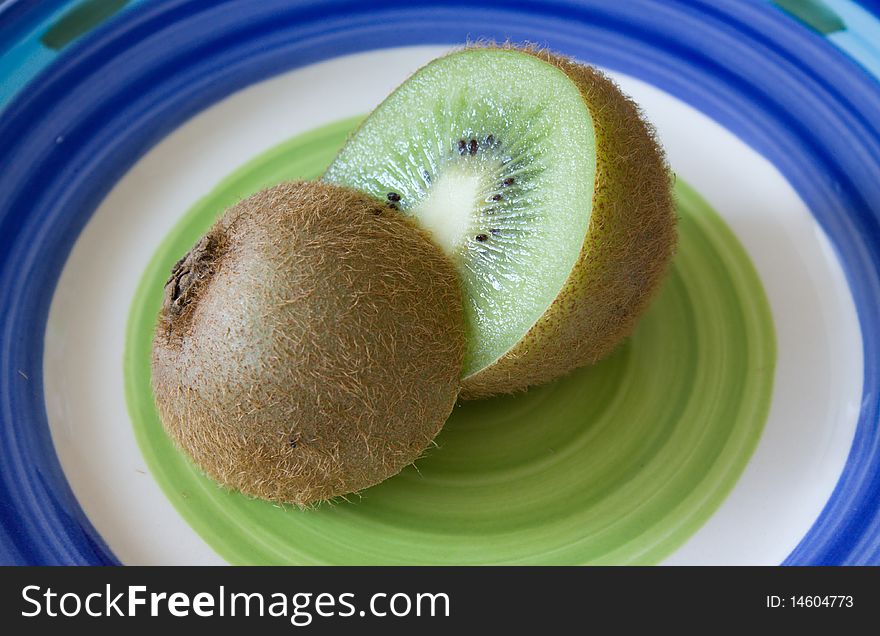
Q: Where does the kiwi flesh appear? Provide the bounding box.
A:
[324,46,676,399]
[151,181,465,505]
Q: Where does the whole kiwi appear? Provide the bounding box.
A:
[151,181,465,505]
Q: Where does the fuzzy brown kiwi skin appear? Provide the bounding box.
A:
[459,45,677,399]
[151,181,465,506]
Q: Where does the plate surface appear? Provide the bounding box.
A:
[1,0,879,565]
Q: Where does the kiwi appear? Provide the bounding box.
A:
[324,45,676,399]
[151,181,465,505]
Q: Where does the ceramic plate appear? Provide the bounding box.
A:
[1,0,879,565]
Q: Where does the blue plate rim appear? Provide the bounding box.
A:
[1,0,879,565]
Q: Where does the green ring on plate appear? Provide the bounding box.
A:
[124,116,776,565]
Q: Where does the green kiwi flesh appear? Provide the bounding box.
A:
[324,46,676,398]
[151,181,465,505]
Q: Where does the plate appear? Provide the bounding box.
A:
[1,0,879,565]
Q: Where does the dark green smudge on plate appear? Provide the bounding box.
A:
[41,0,130,51]
[772,0,846,34]
[125,117,776,564]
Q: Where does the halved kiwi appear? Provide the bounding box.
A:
[151,181,465,505]
[325,46,676,398]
